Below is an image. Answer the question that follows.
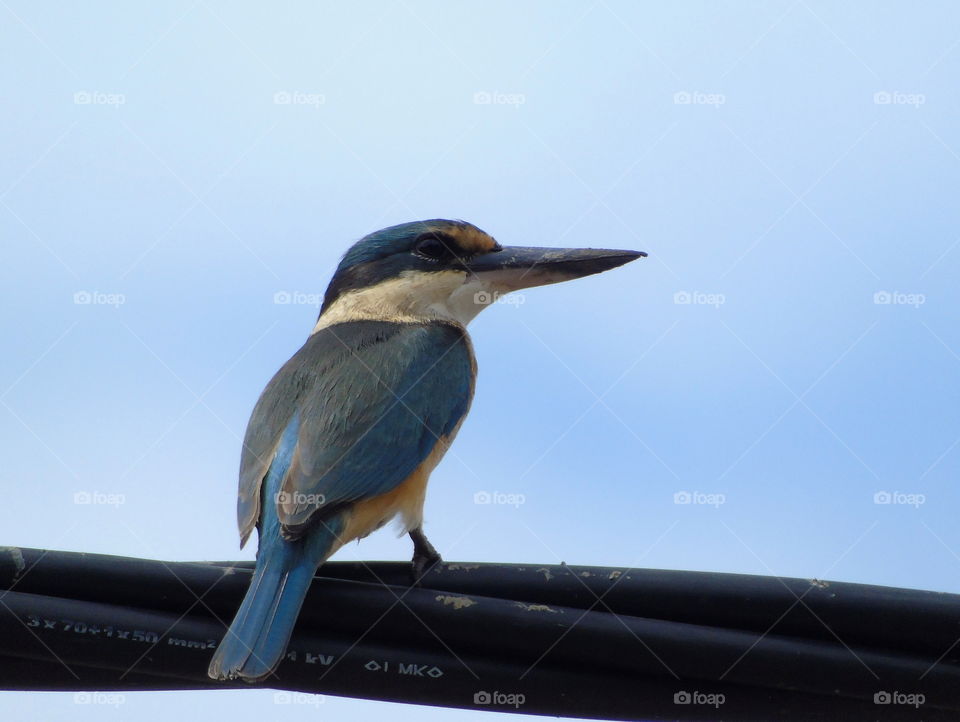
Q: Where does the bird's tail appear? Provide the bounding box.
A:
[207,541,320,682]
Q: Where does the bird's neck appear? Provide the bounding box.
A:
[312,271,489,334]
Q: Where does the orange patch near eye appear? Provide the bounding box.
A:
[434,223,499,255]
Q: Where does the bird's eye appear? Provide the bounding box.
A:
[413,234,450,261]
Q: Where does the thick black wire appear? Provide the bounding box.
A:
[1,548,957,720]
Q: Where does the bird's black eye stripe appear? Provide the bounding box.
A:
[413,232,457,261]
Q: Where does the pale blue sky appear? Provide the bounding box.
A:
[2,1,960,720]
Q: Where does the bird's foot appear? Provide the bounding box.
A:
[411,548,442,585]
[409,527,442,585]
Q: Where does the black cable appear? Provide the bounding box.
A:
[0,547,956,720]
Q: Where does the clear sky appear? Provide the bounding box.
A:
[2,1,959,720]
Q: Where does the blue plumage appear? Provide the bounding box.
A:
[235,320,474,544]
[209,320,474,681]
[208,414,347,680]
[336,219,450,270]
[208,219,642,682]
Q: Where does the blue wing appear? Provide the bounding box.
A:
[236,319,475,544]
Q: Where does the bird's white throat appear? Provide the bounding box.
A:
[312,269,508,333]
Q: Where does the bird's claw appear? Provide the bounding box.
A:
[411,549,442,585]
[409,527,442,585]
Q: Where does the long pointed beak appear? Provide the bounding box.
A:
[463,246,646,291]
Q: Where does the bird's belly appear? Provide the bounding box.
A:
[341,433,454,543]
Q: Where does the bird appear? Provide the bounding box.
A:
[207,219,645,682]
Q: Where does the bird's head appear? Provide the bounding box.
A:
[316,219,645,330]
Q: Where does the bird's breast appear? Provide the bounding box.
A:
[341,426,462,543]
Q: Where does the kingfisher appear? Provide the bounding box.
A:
[207,219,644,681]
